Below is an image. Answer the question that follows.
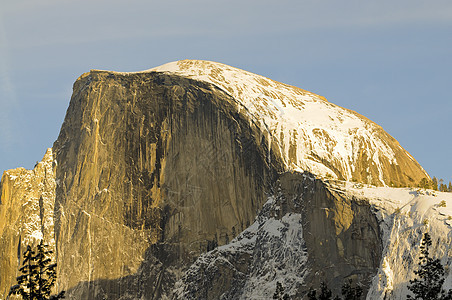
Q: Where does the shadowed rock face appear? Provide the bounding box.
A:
[51,71,283,298]
[172,172,381,299]
[295,174,382,296]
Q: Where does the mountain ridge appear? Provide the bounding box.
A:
[88,59,428,187]
[0,61,445,300]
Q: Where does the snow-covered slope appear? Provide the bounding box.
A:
[173,196,308,299]
[145,60,428,187]
[335,181,452,299]
[173,174,452,299]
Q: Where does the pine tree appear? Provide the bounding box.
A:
[308,287,318,300]
[432,177,439,191]
[439,179,448,192]
[418,178,429,189]
[448,181,452,192]
[9,241,65,300]
[407,232,451,300]
[341,280,362,300]
[9,245,39,299]
[318,281,333,300]
[308,280,361,300]
[273,281,289,300]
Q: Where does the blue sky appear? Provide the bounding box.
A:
[1,0,451,183]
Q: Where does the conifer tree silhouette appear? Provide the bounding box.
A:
[8,240,65,300]
[407,232,452,300]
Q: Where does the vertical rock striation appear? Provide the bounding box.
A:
[173,172,381,299]
[0,149,56,299]
[52,70,283,298]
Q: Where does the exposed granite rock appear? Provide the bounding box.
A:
[0,149,56,299]
[298,174,381,296]
[173,172,381,299]
[151,60,430,187]
[51,71,283,298]
[0,62,433,299]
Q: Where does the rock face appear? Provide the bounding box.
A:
[151,60,429,187]
[299,174,381,295]
[52,70,283,298]
[0,60,438,299]
[174,172,382,299]
[0,149,56,298]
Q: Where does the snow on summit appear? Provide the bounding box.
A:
[147,60,428,187]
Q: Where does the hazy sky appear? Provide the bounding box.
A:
[1,0,451,183]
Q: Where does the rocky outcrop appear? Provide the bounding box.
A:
[174,172,381,299]
[0,149,56,299]
[299,174,381,295]
[151,60,429,187]
[0,61,436,299]
[51,70,283,298]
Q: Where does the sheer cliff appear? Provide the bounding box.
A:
[151,60,429,187]
[0,60,447,300]
[51,70,283,298]
[174,172,383,299]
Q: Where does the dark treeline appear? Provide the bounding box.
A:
[418,177,452,192]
